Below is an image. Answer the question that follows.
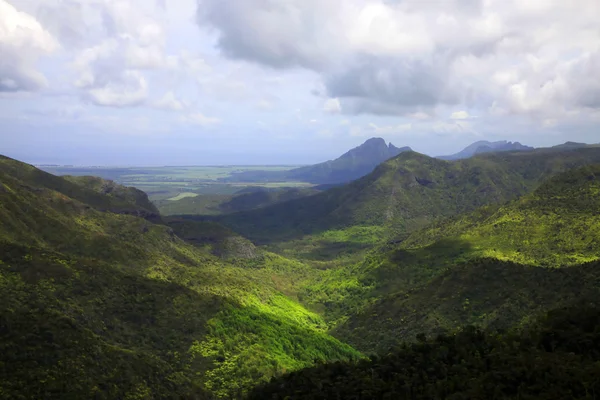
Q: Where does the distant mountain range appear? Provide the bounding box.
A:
[437,140,534,160]
[221,137,412,184]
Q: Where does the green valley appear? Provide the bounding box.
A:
[4,144,600,399]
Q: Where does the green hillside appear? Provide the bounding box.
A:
[209,147,600,243]
[0,155,360,399]
[400,164,600,266]
[325,165,600,352]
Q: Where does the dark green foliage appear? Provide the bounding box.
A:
[250,303,600,400]
[0,242,214,399]
[337,258,600,354]
[6,150,600,399]
[401,164,600,266]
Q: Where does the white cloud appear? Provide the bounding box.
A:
[197,0,600,124]
[433,121,474,134]
[451,111,470,120]
[256,99,274,111]
[184,112,221,126]
[77,69,148,107]
[67,1,169,107]
[323,98,342,114]
[151,91,186,111]
[349,121,413,137]
[0,0,58,92]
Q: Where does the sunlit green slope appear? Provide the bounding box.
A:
[0,155,359,399]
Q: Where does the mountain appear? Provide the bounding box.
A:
[221,137,412,184]
[0,154,360,399]
[283,137,412,184]
[207,147,600,243]
[438,140,534,160]
[550,141,600,150]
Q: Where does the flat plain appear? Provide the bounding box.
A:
[39,165,313,201]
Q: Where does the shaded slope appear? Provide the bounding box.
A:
[251,303,600,400]
[0,155,360,398]
[337,258,600,354]
[209,147,600,243]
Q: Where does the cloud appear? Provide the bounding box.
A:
[0,0,58,92]
[197,0,343,69]
[151,91,186,111]
[349,121,413,137]
[256,99,274,111]
[77,69,148,107]
[196,0,600,123]
[451,111,470,120]
[184,112,221,126]
[323,98,342,114]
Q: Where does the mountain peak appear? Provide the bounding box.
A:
[359,137,387,148]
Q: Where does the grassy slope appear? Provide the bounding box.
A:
[211,147,600,244]
[0,156,360,399]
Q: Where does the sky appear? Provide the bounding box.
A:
[1,0,599,166]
